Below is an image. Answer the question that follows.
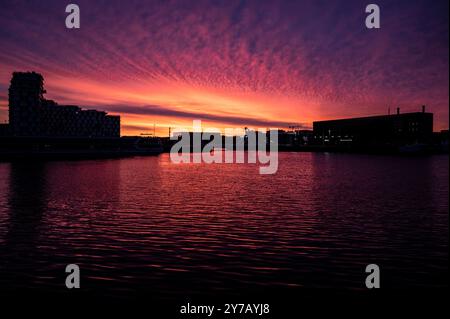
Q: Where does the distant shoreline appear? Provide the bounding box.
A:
[1,146,448,162]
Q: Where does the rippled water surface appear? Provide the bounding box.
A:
[0,153,448,295]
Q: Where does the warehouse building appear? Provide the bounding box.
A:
[313,107,433,147]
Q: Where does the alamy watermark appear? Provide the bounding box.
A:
[65,3,380,30]
[365,4,380,29]
[65,4,80,29]
[65,264,80,289]
[169,120,279,175]
[365,264,380,288]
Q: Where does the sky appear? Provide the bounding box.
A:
[0,0,448,135]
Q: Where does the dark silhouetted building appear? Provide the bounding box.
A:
[8,72,120,138]
[313,107,433,147]
[0,123,10,137]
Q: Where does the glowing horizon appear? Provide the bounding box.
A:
[0,0,448,135]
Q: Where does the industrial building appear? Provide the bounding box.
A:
[8,72,120,138]
[313,107,433,148]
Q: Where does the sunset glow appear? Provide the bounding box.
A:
[0,0,448,135]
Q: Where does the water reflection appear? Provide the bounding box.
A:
[2,162,48,288]
[0,153,448,295]
[309,153,447,287]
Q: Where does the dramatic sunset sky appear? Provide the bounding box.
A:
[0,0,448,135]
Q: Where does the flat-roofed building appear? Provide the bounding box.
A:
[313,107,433,147]
[8,72,120,138]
